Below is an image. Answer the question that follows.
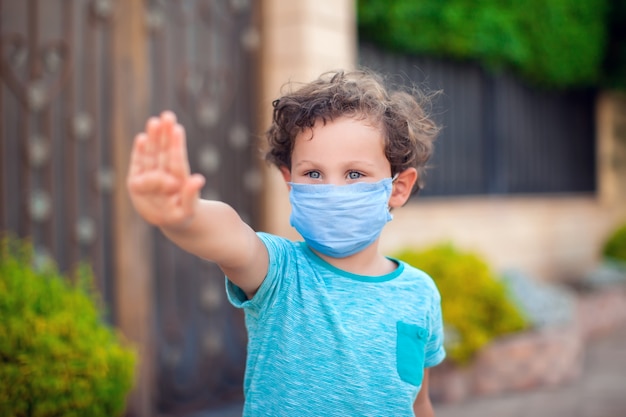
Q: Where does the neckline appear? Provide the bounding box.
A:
[300,242,404,282]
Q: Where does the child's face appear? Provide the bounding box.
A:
[282,116,392,186]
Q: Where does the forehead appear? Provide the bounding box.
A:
[294,116,385,147]
[291,116,387,163]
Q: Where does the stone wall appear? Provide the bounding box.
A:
[597,92,626,207]
[429,285,626,404]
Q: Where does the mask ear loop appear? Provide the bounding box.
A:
[388,173,400,212]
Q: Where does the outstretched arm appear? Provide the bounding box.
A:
[127,111,268,297]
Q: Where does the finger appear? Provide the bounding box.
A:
[160,110,177,125]
[145,117,161,170]
[180,174,205,216]
[157,127,169,172]
[169,124,191,178]
[128,133,147,177]
[137,132,158,173]
[158,112,178,171]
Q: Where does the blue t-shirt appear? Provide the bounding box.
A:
[226,232,446,417]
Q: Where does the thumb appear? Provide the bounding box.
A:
[180,173,205,215]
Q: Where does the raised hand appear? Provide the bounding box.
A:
[127,111,206,229]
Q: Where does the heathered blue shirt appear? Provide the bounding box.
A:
[226,232,446,417]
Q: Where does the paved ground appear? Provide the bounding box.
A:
[434,324,626,417]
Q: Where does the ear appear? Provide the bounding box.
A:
[388,168,418,208]
[279,166,292,189]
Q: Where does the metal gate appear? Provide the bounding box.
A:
[145,1,258,415]
[360,43,596,197]
[0,1,260,415]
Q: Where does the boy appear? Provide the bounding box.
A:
[127,69,445,416]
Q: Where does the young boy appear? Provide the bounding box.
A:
[127,69,445,416]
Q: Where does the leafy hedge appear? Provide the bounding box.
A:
[0,236,136,417]
[603,221,626,262]
[395,244,528,365]
[358,0,621,90]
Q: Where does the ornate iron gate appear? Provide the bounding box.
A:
[0,1,259,415]
[145,1,258,415]
[0,0,118,309]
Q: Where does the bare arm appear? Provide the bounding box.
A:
[413,369,435,417]
[127,111,267,297]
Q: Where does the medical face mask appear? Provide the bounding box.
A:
[288,177,395,258]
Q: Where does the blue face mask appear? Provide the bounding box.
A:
[288,177,395,258]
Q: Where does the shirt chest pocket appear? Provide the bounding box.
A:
[396,321,428,386]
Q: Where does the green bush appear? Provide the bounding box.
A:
[358,0,613,90]
[394,243,528,365]
[602,222,626,262]
[0,236,136,417]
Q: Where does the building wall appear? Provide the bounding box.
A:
[381,195,624,282]
[258,0,357,239]
[258,2,626,282]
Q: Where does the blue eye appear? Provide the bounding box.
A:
[306,171,321,179]
[348,171,363,180]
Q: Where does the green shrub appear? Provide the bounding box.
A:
[358,0,613,90]
[602,222,626,262]
[394,243,528,365]
[0,236,136,417]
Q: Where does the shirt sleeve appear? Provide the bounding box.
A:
[225,232,293,320]
[425,288,446,367]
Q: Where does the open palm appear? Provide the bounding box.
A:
[127,111,205,228]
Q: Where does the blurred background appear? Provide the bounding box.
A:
[1,0,625,416]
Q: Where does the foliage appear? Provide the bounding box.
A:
[0,236,136,417]
[394,243,528,365]
[357,0,616,90]
[602,221,626,262]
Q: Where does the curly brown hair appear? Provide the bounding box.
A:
[265,69,440,192]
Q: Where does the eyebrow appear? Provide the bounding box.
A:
[292,160,317,169]
[293,160,378,168]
